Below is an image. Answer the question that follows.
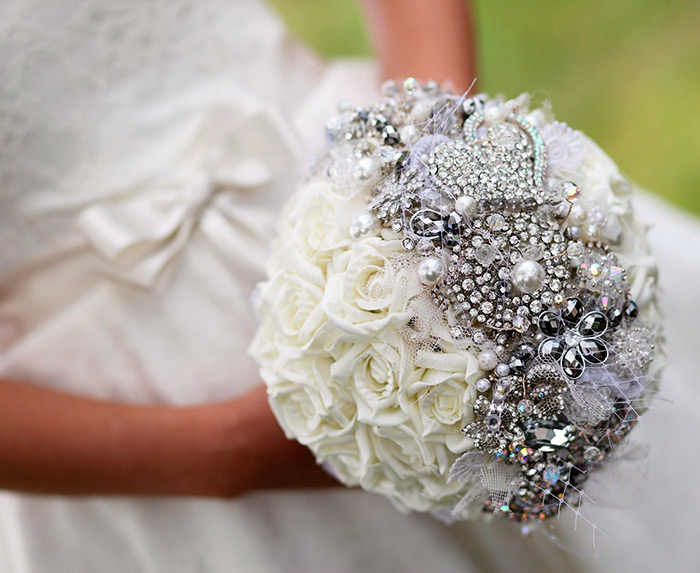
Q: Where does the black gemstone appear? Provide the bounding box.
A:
[579,338,609,364]
[607,307,624,328]
[561,347,585,379]
[623,300,639,321]
[509,355,527,374]
[539,312,562,336]
[382,125,400,145]
[518,343,537,361]
[538,338,564,361]
[578,312,608,336]
[495,280,513,296]
[562,298,584,326]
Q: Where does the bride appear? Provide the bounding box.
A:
[0,0,697,571]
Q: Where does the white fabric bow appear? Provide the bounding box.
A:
[77,92,303,288]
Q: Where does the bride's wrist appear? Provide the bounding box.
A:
[177,401,255,498]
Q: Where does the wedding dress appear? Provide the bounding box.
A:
[0,1,698,571]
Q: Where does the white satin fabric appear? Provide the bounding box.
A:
[0,1,699,572]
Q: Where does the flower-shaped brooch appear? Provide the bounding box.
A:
[537,298,609,379]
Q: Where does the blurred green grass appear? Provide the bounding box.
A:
[268,0,700,216]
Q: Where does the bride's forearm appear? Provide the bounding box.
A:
[360,0,477,92]
[0,378,246,497]
[0,380,333,497]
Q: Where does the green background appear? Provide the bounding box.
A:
[269,0,700,216]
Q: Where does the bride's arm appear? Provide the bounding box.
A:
[0,380,333,496]
[360,0,477,92]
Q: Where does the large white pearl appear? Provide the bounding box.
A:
[477,350,499,371]
[349,212,378,240]
[417,256,444,286]
[455,195,477,217]
[510,259,545,294]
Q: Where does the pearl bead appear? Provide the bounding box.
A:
[495,363,510,377]
[569,204,587,225]
[475,378,491,393]
[354,157,377,182]
[510,259,545,294]
[417,256,444,286]
[455,195,477,217]
[477,350,499,371]
[349,212,378,240]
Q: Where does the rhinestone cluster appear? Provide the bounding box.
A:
[323,79,657,524]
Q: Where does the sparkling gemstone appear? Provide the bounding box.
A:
[608,307,624,327]
[517,399,534,416]
[402,237,416,251]
[588,263,603,278]
[472,330,487,344]
[578,311,608,336]
[584,446,603,462]
[538,312,562,336]
[475,244,497,265]
[527,422,575,452]
[563,181,581,202]
[486,213,506,231]
[485,414,501,432]
[509,355,527,374]
[579,338,608,364]
[566,239,585,258]
[609,266,624,282]
[495,280,512,296]
[564,329,583,348]
[562,298,584,326]
[512,315,531,333]
[410,210,445,238]
[561,347,585,378]
[623,300,639,321]
[519,343,536,360]
[538,338,564,361]
[494,378,512,396]
[543,464,561,484]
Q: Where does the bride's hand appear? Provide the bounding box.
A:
[207,384,340,497]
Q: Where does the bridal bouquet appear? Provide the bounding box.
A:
[250,79,662,527]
